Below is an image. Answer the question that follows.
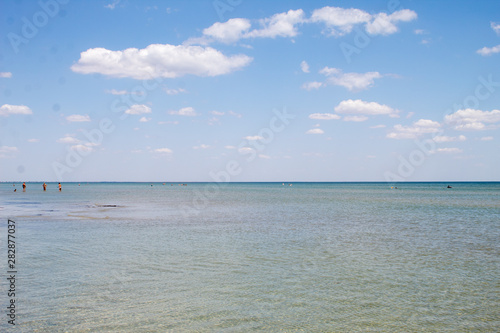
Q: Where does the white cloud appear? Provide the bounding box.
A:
[370,124,386,129]
[169,106,197,116]
[366,9,418,36]
[310,6,371,36]
[301,81,324,90]
[70,144,94,153]
[492,22,500,35]
[71,44,253,80]
[66,114,91,122]
[432,135,466,143]
[193,144,211,149]
[104,0,120,10]
[154,148,173,154]
[0,146,18,158]
[300,60,310,73]
[477,45,500,56]
[387,119,441,139]
[244,135,263,141]
[57,135,80,144]
[245,9,305,39]
[238,147,255,154]
[434,148,463,154]
[203,18,251,43]
[139,117,151,122]
[0,104,33,116]
[259,154,271,159]
[0,72,12,78]
[319,67,383,91]
[164,87,186,95]
[343,115,368,122]
[414,29,425,35]
[306,128,324,134]
[125,104,151,115]
[105,89,144,95]
[309,113,341,120]
[211,111,225,116]
[228,110,242,118]
[334,99,399,117]
[27,138,39,143]
[444,109,500,130]
[225,145,236,149]
[481,136,493,141]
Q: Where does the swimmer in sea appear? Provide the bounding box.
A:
[22,182,26,192]
[43,182,47,191]
[58,183,62,191]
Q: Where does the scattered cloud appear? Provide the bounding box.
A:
[433,147,463,154]
[300,60,310,73]
[481,136,493,141]
[0,146,18,158]
[202,18,252,44]
[366,10,418,36]
[387,119,441,139]
[309,113,341,120]
[169,106,197,116]
[244,135,264,141]
[27,138,39,143]
[66,114,90,122]
[491,22,500,35]
[245,9,305,39]
[334,99,399,117]
[164,87,187,95]
[125,104,151,115]
[211,111,225,116]
[104,0,120,10]
[433,135,466,143]
[71,44,253,80]
[105,89,144,95]
[158,120,179,125]
[228,110,242,118]
[414,29,425,35]
[139,117,151,122]
[57,135,80,144]
[238,147,255,153]
[0,72,12,78]
[477,45,500,56]
[343,115,368,122]
[444,109,500,130]
[370,124,386,129]
[301,81,323,90]
[259,154,271,159]
[225,145,236,149]
[306,128,324,134]
[154,148,173,154]
[0,104,33,116]
[70,144,94,153]
[193,144,211,149]
[310,6,372,36]
[303,67,384,92]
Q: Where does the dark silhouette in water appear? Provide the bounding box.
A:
[447,185,453,188]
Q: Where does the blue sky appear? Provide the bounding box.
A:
[1,0,499,182]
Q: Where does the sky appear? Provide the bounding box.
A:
[0,0,499,182]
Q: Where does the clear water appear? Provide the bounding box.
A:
[1,182,499,331]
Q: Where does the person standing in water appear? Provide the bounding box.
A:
[22,182,26,192]
[43,182,47,191]
[58,183,62,192]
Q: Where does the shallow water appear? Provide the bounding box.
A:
[1,182,499,331]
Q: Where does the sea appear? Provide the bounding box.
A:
[0,182,499,332]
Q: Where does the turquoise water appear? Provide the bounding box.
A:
[1,182,499,331]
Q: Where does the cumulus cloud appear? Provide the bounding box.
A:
[301,81,324,90]
[321,67,383,91]
[105,89,144,95]
[193,144,210,149]
[444,109,500,130]
[57,135,80,144]
[125,104,151,115]
[433,148,463,154]
[366,9,417,35]
[27,138,39,143]
[481,136,493,141]
[0,72,12,78]
[71,144,94,153]
[309,113,341,120]
[164,87,186,95]
[492,22,500,35]
[387,119,441,139]
[432,135,466,143]
[477,45,500,56]
[139,117,151,122]
[343,115,368,122]
[202,18,252,43]
[244,135,264,141]
[310,6,371,36]
[211,111,225,116]
[71,44,253,80]
[300,60,310,73]
[306,128,324,134]
[66,114,90,122]
[245,9,305,39]
[169,107,197,116]
[0,104,33,116]
[334,99,399,117]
